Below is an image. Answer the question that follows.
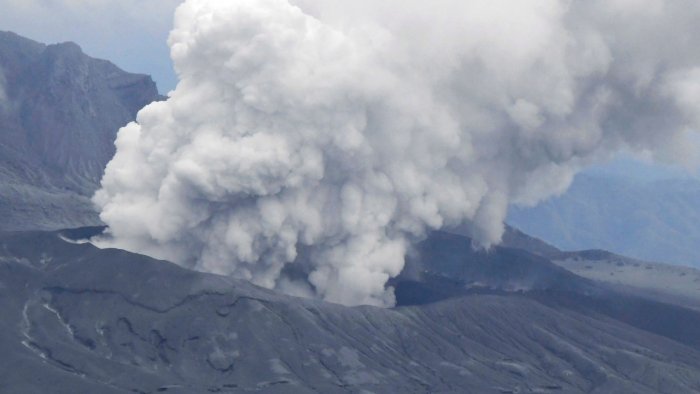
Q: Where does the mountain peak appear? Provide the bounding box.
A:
[0,31,162,231]
[0,30,46,49]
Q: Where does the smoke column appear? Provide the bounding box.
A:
[95,0,700,306]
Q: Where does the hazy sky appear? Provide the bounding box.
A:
[0,0,180,92]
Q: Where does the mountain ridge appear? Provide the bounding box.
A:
[0,31,162,231]
[509,172,700,267]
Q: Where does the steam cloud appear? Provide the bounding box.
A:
[95,0,700,306]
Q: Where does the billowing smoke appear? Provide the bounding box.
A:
[94,0,700,306]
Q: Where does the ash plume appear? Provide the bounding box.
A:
[95,0,700,306]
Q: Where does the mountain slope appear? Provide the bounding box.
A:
[508,173,700,267]
[0,31,161,231]
[3,229,700,393]
[552,250,700,312]
[481,224,700,312]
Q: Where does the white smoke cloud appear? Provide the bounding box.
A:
[94,0,700,306]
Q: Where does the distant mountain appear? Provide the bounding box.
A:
[3,228,700,393]
[509,173,700,267]
[0,31,162,231]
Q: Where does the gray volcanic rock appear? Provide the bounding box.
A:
[0,31,162,231]
[3,229,700,393]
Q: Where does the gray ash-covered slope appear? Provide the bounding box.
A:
[400,228,700,351]
[0,31,161,231]
[551,249,700,312]
[3,229,700,393]
[393,229,594,306]
[496,226,700,312]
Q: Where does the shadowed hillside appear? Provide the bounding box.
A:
[0,31,162,231]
